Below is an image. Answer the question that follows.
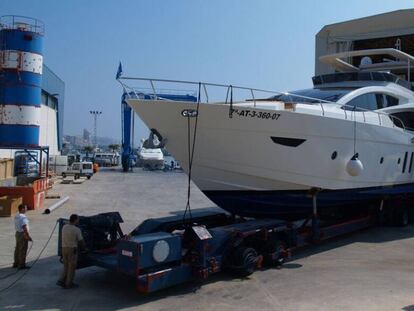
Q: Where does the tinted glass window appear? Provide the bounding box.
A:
[390,112,414,130]
[385,95,399,107]
[344,93,378,111]
[83,164,92,169]
[270,88,353,103]
[41,91,48,106]
[375,94,385,109]
[49,96,57,110]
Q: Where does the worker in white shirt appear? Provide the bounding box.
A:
[57,214,86,289]
[13,204,32,269]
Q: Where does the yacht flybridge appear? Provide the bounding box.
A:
[119,48,414,219]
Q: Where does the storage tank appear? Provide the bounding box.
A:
[0,15,44,147]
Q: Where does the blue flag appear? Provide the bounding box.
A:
[116,62,123,79]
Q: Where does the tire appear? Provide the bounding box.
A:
[229,246,258,277]
[408,207,414,223]
[394,207,409,227]
[62,173,66,178]
[87,175,91,180]
[261,238,284,267]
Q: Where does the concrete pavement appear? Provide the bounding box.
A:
[1,168,414,311]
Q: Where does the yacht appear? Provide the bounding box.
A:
[122,49,414,219]
[138,148,164,170]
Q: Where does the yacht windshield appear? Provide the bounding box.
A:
[270,88,354,103]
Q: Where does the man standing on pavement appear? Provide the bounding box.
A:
[57,214,86,289]
[13,204,32,269]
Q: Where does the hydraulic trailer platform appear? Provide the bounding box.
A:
[57,206,388,293]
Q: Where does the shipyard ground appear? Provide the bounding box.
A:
[1,169,414,311]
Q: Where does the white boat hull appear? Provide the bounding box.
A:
[128,99,414,218]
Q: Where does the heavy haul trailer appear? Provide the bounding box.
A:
[57,200,413,294]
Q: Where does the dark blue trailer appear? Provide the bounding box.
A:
[57,203,395,293]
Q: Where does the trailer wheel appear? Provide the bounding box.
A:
[408,207,414,224]
[262,238,284,267]
[230,246,258,277]
[394,207,409,227]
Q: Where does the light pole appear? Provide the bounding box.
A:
[89,110,102,148]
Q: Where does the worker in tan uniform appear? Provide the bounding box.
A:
[13,204,32,269]
[57,214,85,289]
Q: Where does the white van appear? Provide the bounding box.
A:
[62,161,94,179]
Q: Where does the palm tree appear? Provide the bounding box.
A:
[108,144,120,153]
[83,146,94,158]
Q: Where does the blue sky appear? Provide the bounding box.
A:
[2,0,414,142]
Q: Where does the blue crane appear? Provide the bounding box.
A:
[121,92,135,172]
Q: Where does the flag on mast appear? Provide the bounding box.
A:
[116,62,123,79]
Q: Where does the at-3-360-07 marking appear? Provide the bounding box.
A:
[232,109,281,120]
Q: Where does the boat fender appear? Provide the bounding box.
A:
[346,155,364,176]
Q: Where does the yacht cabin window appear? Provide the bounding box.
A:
[270,88,353,103]
[385,95,399,107]
[390,112,414,130]
[343,93,399,111]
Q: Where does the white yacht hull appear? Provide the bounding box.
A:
[128,99,414,219]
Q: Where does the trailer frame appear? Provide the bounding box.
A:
[57,197,409,294]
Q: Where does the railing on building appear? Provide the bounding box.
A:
[0,15,44,35]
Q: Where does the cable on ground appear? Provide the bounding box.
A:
[0,221,58,294]
[0,242,33,280]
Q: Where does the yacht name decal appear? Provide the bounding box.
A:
[232,109,281,120]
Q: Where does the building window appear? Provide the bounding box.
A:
[49,96,57,110]
[41,90,48,106]
[41,91,58,110]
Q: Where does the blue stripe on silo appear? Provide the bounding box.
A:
[0,17,44,147]
[0,29,43,54]
[0,124,40,147]
[1,71,42,87]
[0,85,41,106]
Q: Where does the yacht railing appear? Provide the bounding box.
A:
[117,76,410,132]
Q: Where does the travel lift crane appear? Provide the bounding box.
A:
[121,92,135,172]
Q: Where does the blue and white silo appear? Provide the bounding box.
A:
[0,15,44,147]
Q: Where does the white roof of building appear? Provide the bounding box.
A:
[317,9,414,41]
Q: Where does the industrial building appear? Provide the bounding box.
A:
[315,9,414,77]
[39,65,65,155]
[0,16,65,158]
